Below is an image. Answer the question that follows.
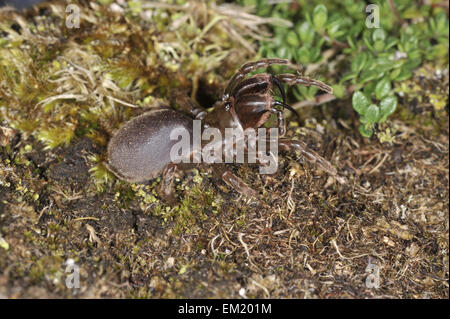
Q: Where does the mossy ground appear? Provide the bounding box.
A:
[0,1,448,298]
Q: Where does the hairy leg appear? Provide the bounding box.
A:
[275,73,333,94]
[269,107,286,136]
[269,100,301,137]
[278,138,337,176]
[212,164,258,199]
[159,163,179,204]
[224,58,290,97]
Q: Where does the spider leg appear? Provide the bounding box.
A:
[278,138,337,176]
[224,58,290,98]
[269,106,286,136]
[269,100,300,136]
[159,161,202,204]
[272,100,299,117]
[212,164,258,199]
[159,163,179,204]
[173,91,207,119]
[275,73,333,94]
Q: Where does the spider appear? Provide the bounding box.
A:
[107,58,336,203]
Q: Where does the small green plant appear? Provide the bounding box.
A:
[352,78,397,137]
[239,0,449,138]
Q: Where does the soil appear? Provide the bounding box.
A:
[0,99,448,298]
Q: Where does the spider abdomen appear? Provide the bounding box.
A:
[107,108,193,183]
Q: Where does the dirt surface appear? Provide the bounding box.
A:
[0,1,448,299]
[1,99,448,298]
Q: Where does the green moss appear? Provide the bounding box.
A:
[38,125,75,150]
[29,256,64,284]
[88,155,115,192]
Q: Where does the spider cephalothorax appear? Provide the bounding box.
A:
[211,58,333,136]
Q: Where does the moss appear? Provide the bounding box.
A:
[88,154,115,192]
[29,255,64,285]
[38,125,76,150]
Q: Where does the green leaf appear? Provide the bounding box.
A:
[359,69,380,84]
[404,50,422,69]
[363,81,376,96]
[372,29,386,42]
[352,91,369,115]
[326,20,341,39]
[297,22,315,45]
[365,104,380,123]
[332,84,346,99]
[363,32,375,52]
[351,52,367,73]
[390,68,402,80]
[433,12,449,36]
[286,30,299,47]
[426,43,449,60]
[340,71,358,83]
[375,78,391,100]
[309,47,321,63]
[276,46,292,60]
[384,37,398,50]
[346,35,356,50]
[297,46,311,64]
[359,115,369,124]
[394,68,412,81]
[374,56,394,73]
[296,85,317,100]
[379,96,397,122]
[313,5,328,32]
[292,86,305,101]
[359,123,373,138]
[373,40,385,51]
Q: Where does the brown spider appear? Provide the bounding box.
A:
[107,58,337,203]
